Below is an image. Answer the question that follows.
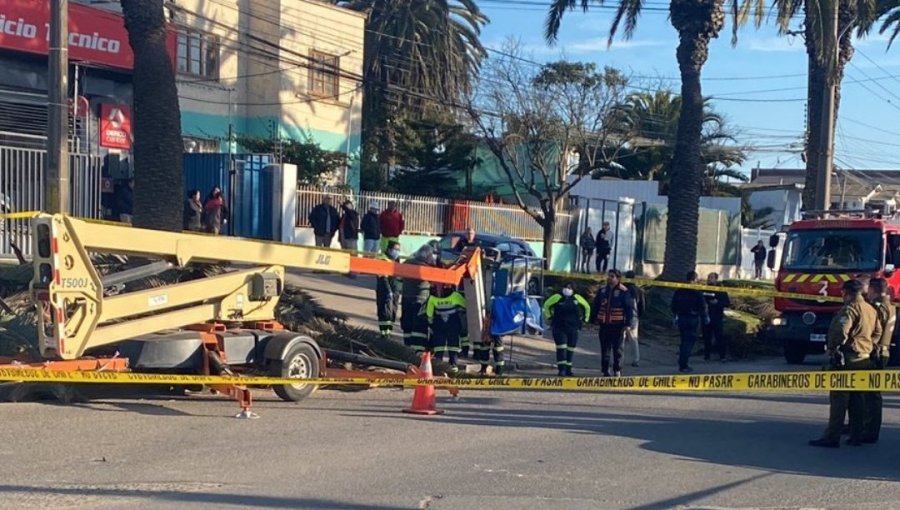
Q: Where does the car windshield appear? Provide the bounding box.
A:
[782,229,882,271]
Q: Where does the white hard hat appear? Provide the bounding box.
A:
[370,201,381,210]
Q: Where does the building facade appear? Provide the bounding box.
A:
[0,0,364,189]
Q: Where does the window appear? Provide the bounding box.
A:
[176,29,219,80]
[783,229,882,272]
[183,137,219,153]
[308,51,340,97]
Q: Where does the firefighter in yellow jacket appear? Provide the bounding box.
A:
[543,282,591,376]
[426,284,467,374]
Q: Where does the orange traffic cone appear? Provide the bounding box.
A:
[403,351,444,415]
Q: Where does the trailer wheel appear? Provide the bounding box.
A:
[270,342,319,402]
[784,342,806,365]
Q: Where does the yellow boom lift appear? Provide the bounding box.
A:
[1,214,485,414]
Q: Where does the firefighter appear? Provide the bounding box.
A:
[543,282,591,376]
[475,334,506,377]
[809,279,880,448]
[375,241,402,338]
[426,284,467,373]
[592,269,636,377]
[862,277,895,443]
[400,244,435,353]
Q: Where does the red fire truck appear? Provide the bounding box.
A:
[768,211,900,364]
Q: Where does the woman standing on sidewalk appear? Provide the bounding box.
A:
[543,282,591,376]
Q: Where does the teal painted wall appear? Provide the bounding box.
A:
[180,111,362,191]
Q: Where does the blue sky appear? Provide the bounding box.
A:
[477,0,900,176]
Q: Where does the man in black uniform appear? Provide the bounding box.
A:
[543,282,591,376]
[375,241,402,338]
[400,244,436,353]
[671,271,709,373]
[702,272,731,362]
[809,279,880,448]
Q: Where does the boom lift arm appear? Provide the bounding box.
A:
[29,214,483,361]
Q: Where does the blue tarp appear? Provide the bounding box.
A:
[490,293,544,336]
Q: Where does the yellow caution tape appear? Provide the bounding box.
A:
[0,211,41,220]
[551,271,845,303]
[0,368,898,392]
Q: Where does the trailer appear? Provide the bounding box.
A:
[2,213,486,415]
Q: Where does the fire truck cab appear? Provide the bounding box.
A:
[769,210,900,364]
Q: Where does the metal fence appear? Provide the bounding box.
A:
[0,145,102,259]
[640,205,741,265]
[572,197,639,272]
[296,186,572,242]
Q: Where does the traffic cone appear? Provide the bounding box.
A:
[403,351,444,415]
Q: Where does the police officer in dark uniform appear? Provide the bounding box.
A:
[809,279,881,448]
[702,272,731,362]
[671,271,709,373]
[375,241,402,338]
[862,278,895,443]
[400,244,436,353]
[592,269,636,377]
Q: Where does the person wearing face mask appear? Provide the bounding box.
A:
[543,282,591,376]
[376,241,403,338]
[400,244,436,353]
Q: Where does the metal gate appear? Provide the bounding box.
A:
[183,153,275,240]
[0,146,102,259]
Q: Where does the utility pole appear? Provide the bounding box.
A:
[47,0,70,214]
[814,2,839,212]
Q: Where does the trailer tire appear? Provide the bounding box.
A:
[784,342,806,365]
[270,342,320,402]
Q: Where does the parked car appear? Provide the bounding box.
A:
[437,231,544,295]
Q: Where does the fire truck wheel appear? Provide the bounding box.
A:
[784,343,806,364]
[271,342,320,402]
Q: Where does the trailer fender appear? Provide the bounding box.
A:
[262,332,323,364]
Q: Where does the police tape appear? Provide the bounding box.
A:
[1,367,900,392]
[549,270,845,304]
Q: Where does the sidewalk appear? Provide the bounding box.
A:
[286,271,786,377]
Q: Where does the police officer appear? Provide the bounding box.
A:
[809,279,881,448]
[862,278,895,443]
[376,241,402,338]
[671,271,709,373]
[400,244,436,353]
[702,272,731,362]
[592,269,636,377]
[543,282,591,376]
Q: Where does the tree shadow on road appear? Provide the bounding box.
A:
[340,403,900,482]
[0,484,408,510]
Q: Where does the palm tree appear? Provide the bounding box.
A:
[334,1,488,188]
[546,0,727,281]
[120,0,184,231]
[601,91,748,196]
[766,0,869,209]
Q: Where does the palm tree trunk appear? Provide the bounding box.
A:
[661,0,724,281]
[802,0,854,210]
[121,0,184,231]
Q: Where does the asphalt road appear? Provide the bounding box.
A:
[3,385,900,510]
[2,273,899,509]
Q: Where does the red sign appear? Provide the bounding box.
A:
[0,0,134,69]
[100,103,132,149]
